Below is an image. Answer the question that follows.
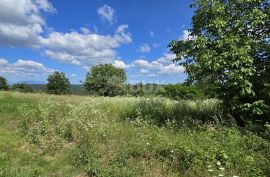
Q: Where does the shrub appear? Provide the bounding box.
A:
[12,83,34,93]
[127,83,144,97]
[158,84,204,100]
[122,98,221,127]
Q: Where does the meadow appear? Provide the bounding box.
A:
[0,92,269,177]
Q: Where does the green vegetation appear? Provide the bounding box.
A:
[0,92,269,177]
[1,1,270,176]
[158,84,204,100]
[47,71,70,95]
[170,0,270,123]
[127,83,144,97]
[30,83,164,96]
[0,76,8,91]
[11,83,34,93]
[84,64,127,96]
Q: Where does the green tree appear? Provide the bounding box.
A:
[0,76,8,91]
[169,0,270,122]
[84,64,127,96]
[47,71,70,95]
[12,83,34,93]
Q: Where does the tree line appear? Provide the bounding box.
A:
[0,63,204,100]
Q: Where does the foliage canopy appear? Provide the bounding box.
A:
[169,0,270,122]
[47,71,70,95]
[84,64,127,96]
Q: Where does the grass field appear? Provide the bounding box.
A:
[0,92,269,177]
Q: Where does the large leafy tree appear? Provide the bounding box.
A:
[84,64,127,96]
[169,0,270,122]
[47,71,70,95]
[0,76,8,91]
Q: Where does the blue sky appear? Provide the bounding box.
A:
[0,0,194,84]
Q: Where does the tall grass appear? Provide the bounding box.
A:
[122,98,222,128]
[0,92,269,176]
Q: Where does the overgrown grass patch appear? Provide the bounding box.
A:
[0,92,269,176]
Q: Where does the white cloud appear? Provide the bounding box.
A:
[41,25,132,66]
[97,5,116,25]
[181,30,196,41]
[116,24,128,33]
[34,0,56,12]
[150,30,154,37]
[140,69,149,73]
[157,53,176,64]
[147,73,157,77]
[0,1,132,69]
[80,27,91,34]
[133,57,184,75]
[138,43,151,53]
[153,43,161,48]
[114,53,185,76]
[133,53,184,75]
[159,64,185,74]
[0,58,54,77]
[0,58,8,65]
[0,0,54,47]
[113,60,130,69]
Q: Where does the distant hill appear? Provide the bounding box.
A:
[19,80,47,84]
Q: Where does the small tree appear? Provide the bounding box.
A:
[12,83,34,93]
[47,71,70,95]
[0,76,8,91]
[84,64,127,96]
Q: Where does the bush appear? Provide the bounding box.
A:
[158,84,204,100]
[127,83,144,97]
[122,98,221,127]
[12,83,34,93]
[0,76,8,91]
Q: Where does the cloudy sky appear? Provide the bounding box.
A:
[0,0,193,84]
